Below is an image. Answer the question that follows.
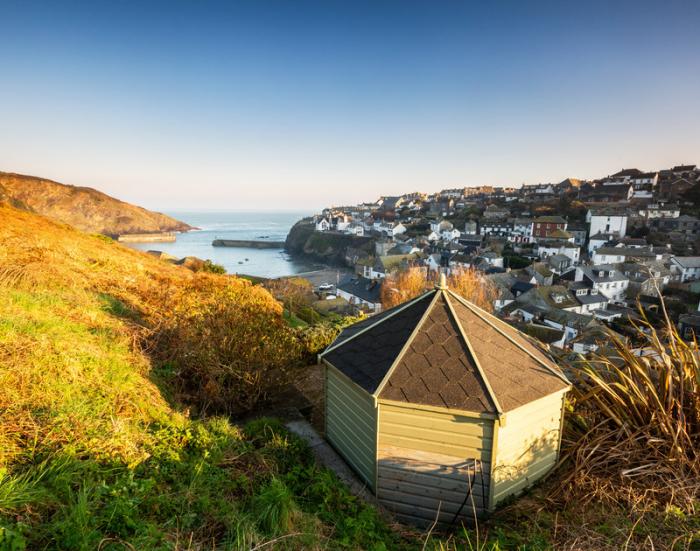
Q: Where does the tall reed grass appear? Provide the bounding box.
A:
[561,304,700,511]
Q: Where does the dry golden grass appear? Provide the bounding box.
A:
[0,204,299,467]
[559,305,700,514]
[381,267,497,311]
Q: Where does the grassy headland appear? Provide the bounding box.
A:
[0,205,398,549]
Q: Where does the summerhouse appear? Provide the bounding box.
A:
[319,275,570,526]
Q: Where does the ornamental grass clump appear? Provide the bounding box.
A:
[561,304,700,512]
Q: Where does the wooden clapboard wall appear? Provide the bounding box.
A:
[325,365,377,490]
[376,401,495,526]
[491,390,567,507]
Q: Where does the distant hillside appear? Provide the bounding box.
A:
[0,171,192,236]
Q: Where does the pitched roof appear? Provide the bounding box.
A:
[581,266,628,283]
[588,232,617,242]
[611,168,643,178]
[544,309,598,330]
[323,293,435,392]
[594,246,657,258]
[588,208,628,217]
[337,276,382,304]
[672,256,700,269]
[321,282,570,414]
[534,216,567,224]
[376,254,416,271]
[547,228,573,239]
[516,285,580,311]
[576,292,608,305]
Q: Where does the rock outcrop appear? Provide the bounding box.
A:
[285,220,374,265]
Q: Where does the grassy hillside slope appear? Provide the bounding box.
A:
[0,205,404,550]
[0,171,192,236]
[2,205,698,550]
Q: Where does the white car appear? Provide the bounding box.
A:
[318,283,334,291]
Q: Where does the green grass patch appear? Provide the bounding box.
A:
[283,309,308,328]
[0,417,409,550]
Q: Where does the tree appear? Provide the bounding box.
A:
[267,277,314,317]
[446,269,498,312]
[381,267,497,312]
[380,267,428,309]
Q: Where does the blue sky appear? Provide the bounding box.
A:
[1,0,699,211]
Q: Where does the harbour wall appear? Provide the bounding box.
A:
[212,239,285,249]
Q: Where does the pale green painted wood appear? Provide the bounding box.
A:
[378,402,494,460]
[491,391,566,506]
[325,365,377,489]
[376,401,494,522]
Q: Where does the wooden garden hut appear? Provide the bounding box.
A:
[319,275,571,526]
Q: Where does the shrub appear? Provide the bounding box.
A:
[296,305,321,324]
[294,323,340,361]
[150,275,303,414]
[201,259,226,274]
[560,305,700,511]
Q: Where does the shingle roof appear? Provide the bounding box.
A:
[323,293,435,392]
[379,296,497,412]
[321,282,570,414]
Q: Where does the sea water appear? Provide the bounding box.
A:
[126,211,321,278]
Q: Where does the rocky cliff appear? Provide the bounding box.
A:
[0,171,192,236]
[285,220,374,265]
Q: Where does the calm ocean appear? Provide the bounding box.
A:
[126,211,321,279]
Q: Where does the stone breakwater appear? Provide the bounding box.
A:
[212,239,286,249]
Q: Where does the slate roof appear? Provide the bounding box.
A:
[673,256,700,269]
[321,281,570,414]
[581,266,628,284]
[589,232,617,241]
[576,292,608,305]
[515,285,579,311]
[548,254,572,265]
[337,276,382,304]
[512,280,535,295]
[534,216,567,224]
[594,247,657,258]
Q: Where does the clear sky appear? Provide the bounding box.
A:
[1,0,699,211]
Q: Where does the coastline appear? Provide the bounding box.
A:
[125,210,319,279]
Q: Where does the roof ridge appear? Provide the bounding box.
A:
[320,289,434,357]
[373,289,441,397]
[443,293,502,415]
[447,290,571,386]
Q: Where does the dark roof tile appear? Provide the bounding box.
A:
[322,285,569,413]
[322,292,434,393]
